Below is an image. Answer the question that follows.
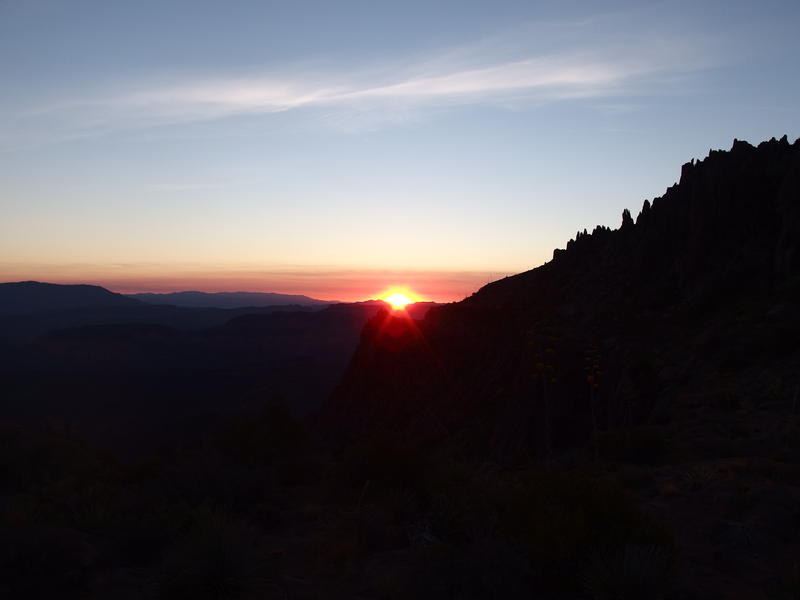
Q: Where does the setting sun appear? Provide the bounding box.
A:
[385,293,413,310]
[380,287,420,310]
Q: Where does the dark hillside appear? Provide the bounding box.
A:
[324,137,800,596]
[327,136,800,448]
[0,302,405,455]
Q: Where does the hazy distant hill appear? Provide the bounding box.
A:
[0,287,437,454]
[0,301,319,346]
[129,290,334,309]
[0,281,142,316]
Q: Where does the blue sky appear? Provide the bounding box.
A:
[1,0,799,300]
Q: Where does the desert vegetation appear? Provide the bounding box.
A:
[0,402,686,599]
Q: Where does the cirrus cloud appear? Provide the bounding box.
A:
[0,23,716,150]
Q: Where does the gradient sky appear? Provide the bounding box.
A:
[2,0,799,301]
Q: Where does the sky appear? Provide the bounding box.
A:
[1,0,799,301]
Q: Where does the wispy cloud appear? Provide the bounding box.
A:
[0,23,716,149]
[117,47,700,115]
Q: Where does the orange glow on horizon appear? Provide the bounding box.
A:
[0,264,512,303]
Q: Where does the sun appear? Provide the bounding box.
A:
[380,287,419,310]
[385,292,414,310]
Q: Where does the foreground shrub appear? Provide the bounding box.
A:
[155,508,281,600]
[0,523,93,599]
[335,435,431,500]
[495,468,675,592]
[391,541,533,600]
[581,543,675,599]
[212,402,308,466]
[593,427,667,465]
[0,423,117,493]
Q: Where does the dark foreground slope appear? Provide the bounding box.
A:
[323,136,800,596]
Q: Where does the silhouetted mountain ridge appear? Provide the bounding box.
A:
[473,135,800,312]
[326,136,800,454]
[129,290,335,308]
[323,137,800,593]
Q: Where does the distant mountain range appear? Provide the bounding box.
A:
[0,282,337,316]
[0,281,141,316]
[0,278,439,453]
[128,290,336,309]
